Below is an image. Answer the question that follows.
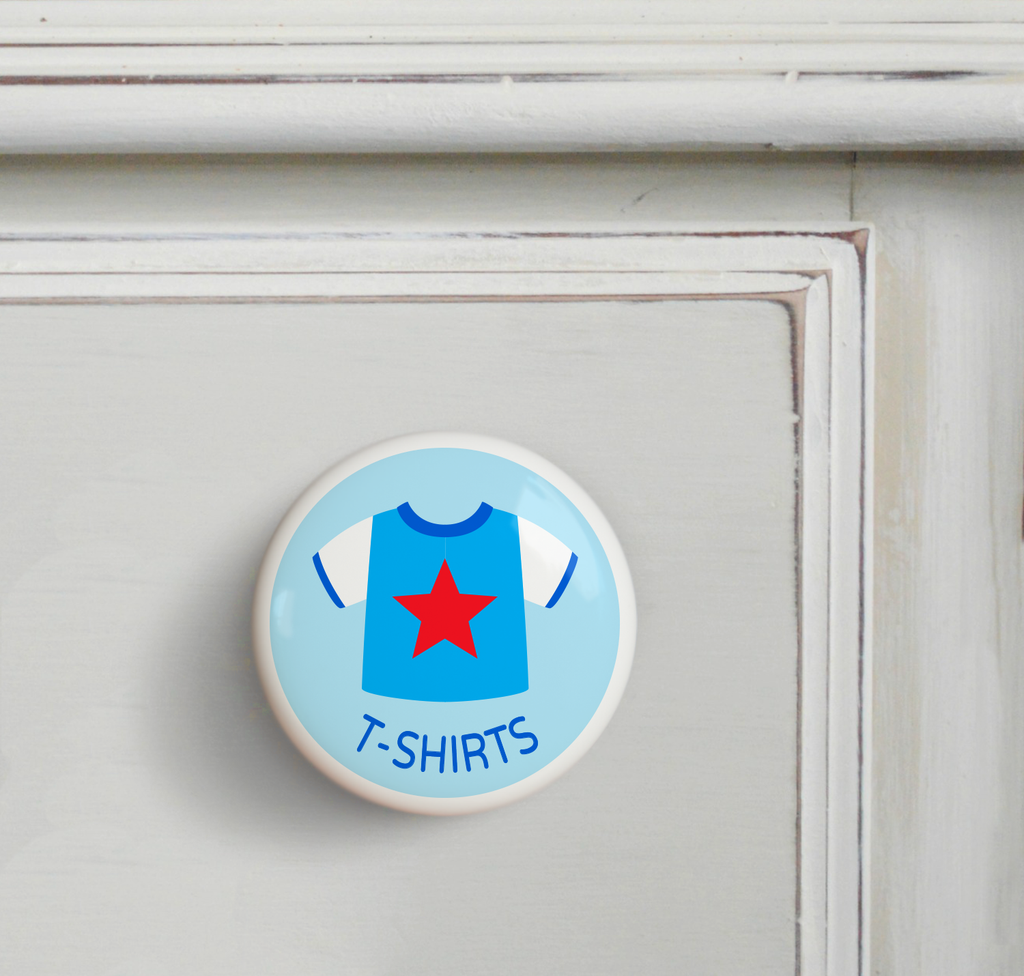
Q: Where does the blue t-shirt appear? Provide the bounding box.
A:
[313,502,577,702]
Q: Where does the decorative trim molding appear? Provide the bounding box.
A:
[0,2,1022,151]
[0,225,873,975]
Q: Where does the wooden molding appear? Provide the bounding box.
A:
[0,2,1023,151]
[0,225,873,975]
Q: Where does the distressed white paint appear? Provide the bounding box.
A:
[0,223,870,974]
[854,157,1024,976]
[5,148,1021,976]
[1,2,1024,151]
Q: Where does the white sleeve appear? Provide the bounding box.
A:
[518,516,577,608]
[313,517,372,608]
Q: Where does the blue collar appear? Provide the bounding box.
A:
[397,501,493,537]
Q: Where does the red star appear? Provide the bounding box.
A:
[393,560,496,658]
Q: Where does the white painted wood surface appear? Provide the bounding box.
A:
[2,2,1024,151]
[853,157,1024,976]
[0,152,1019,975]
[0,203,871,975]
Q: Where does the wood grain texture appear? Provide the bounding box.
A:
[0,302,801,976]
[854,154,1024,976]
[2,3,1024,151]
[0,153,855,231]
[0,195,871,976]
[0,148,1019,974]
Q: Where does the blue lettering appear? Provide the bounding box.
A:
[382,720,537,771]
[483,725,509,763]
[421,734,446,773]
[461,733,488,771]
[393,731,418,769]
[357,713,385,752]
[508,716,538,755]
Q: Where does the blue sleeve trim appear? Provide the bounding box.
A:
[313,552,345,608]
[545,551,578,609]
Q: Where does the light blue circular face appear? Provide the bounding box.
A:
[256,435,634,814]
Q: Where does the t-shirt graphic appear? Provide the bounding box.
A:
[312,502,578,702]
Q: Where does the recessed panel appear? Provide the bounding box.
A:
[0,297,800,973]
